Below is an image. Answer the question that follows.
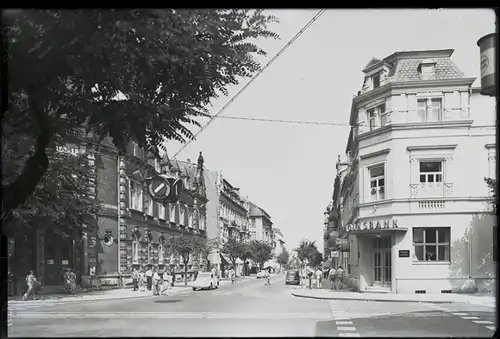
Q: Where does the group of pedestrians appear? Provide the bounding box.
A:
[131,267,174,296]
[327,266,345,290]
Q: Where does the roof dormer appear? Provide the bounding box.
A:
[418,59,437,80]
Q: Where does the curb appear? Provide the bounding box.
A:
[290,292,455,304]
[8,288,193,305]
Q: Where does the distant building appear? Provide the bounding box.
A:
[332,49,496,294]
[248,202,274,246]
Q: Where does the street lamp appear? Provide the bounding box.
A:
[477,33,497,97]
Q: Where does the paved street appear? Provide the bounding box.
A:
[9,275,496,337]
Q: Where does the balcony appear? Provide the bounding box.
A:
[410,182,453,198]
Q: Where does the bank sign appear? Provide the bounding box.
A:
[345,219,399,233]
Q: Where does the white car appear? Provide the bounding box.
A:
[256,271,269,279]
[192,272,219,291]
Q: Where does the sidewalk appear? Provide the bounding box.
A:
[8,286,192,304]
[291,289,496,307]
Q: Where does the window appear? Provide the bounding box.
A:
[413,227,450,262]
[188,210,193,228]
[379,103,387,126]
[369,165,385,200]
[132,236,139,263]
[159,203,166,220]
[130,181,143,211]
[179,204,185,225]
[147,198,153,216]
[417,98,442,122]
[154,159,161,173]
[368,109,376,130]
[147,243,152,262]
[169,203,176,223]
[419,161,443,183]
[159,243,164,263]
[372,73,381,89]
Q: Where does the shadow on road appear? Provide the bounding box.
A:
[154,299,182,304]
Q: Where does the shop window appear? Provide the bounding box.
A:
[419,161,443,183]
[413,227,450,262]
[417,98,442,122]
[132,237,139,263]
[369,165,385,201]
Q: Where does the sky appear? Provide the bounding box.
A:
[166,9,496,253]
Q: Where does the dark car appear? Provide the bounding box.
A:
[285,270,300,285]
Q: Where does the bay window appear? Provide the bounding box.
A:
[413,227,450,262]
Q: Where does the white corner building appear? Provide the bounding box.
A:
[339,49,496,294]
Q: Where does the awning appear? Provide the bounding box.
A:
[322,258,333,268]
[220,253,231,264]
[348,227,408,236]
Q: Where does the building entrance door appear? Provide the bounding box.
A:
[372,236,392,287]
[44,230,73,285]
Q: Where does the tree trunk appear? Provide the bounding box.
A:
[2,94,52,223]
[183,258,189,287]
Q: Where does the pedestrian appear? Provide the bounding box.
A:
[230,268,236,284]
[328,267,337,290]
[152,268,161,296]
[162,270,172,296]
[307,269,313,290]
[139,269,146,292]
[315,267,323,288]
[336,266,345,290]
[22,270,39,301]
[64,269,77,295]
[131,268,139,291]
[145,266,153,291]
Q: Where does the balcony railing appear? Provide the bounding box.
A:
[410,182,453,198]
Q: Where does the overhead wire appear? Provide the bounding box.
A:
[202,115,350,126]
[173,9,328,159]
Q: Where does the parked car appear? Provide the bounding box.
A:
[192,272,219,291]
[285,270,300,285]
[256,270,269,279]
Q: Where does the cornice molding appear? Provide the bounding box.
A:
[407,144,458,151]
[360,148,391,160]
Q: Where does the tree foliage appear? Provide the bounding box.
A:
[294,239,319,267]
[221,238,242,267]
[2,128,100,237]
[276,249,290,266]
[2,9,279,222]
[170,234,206,286]
[249,240,274,269]
[485,177,497,214]
[197,237,220,271]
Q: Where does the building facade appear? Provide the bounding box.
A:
[334,49,496,294]
[9,135,210,292]
[248,202,274,245]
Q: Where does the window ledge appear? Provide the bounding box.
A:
[412,261,450,266]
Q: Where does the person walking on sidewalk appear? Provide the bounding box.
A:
[162,270,172,296]
[152,268,161,296]
[22,270,40,301]
[131,268,139,291]
[315,268,323,289]
[328,267,337,290]
[145,267,153,291]
[64,269,77,295]
[139,269,146,292]
[336,266,345,290]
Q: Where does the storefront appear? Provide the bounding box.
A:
[345,218,407,293]
[346,213,496,294]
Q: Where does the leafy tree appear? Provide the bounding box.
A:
[249,240,274,269]
[310,251,323,268]
[276,249,290,270]
[2,128,100,237]
[2,9,279,223]
[221,238,242,270]
[238,242,253,276]
[170,234,205,286]
[294,239,318,267]
[197,237,220,272]
[485,177,497,214]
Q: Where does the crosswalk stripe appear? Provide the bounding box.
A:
[12,312,333,320]
[462,316,480,320]
[486,326,496,331]
[337,327,357,331]
[340,333,360,337]
[336,321,353,325]
[473,320,494,324]
[451,312,468,316]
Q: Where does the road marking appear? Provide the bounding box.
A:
[336,321,353,325]
[473,320,494,324]
[451,312,469,316]
[337,327,357,331]
[486,326,496,331]
[11,312,333,320]
[333,316,351,320]
[340,333,360,337]
[462,316,480,320]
